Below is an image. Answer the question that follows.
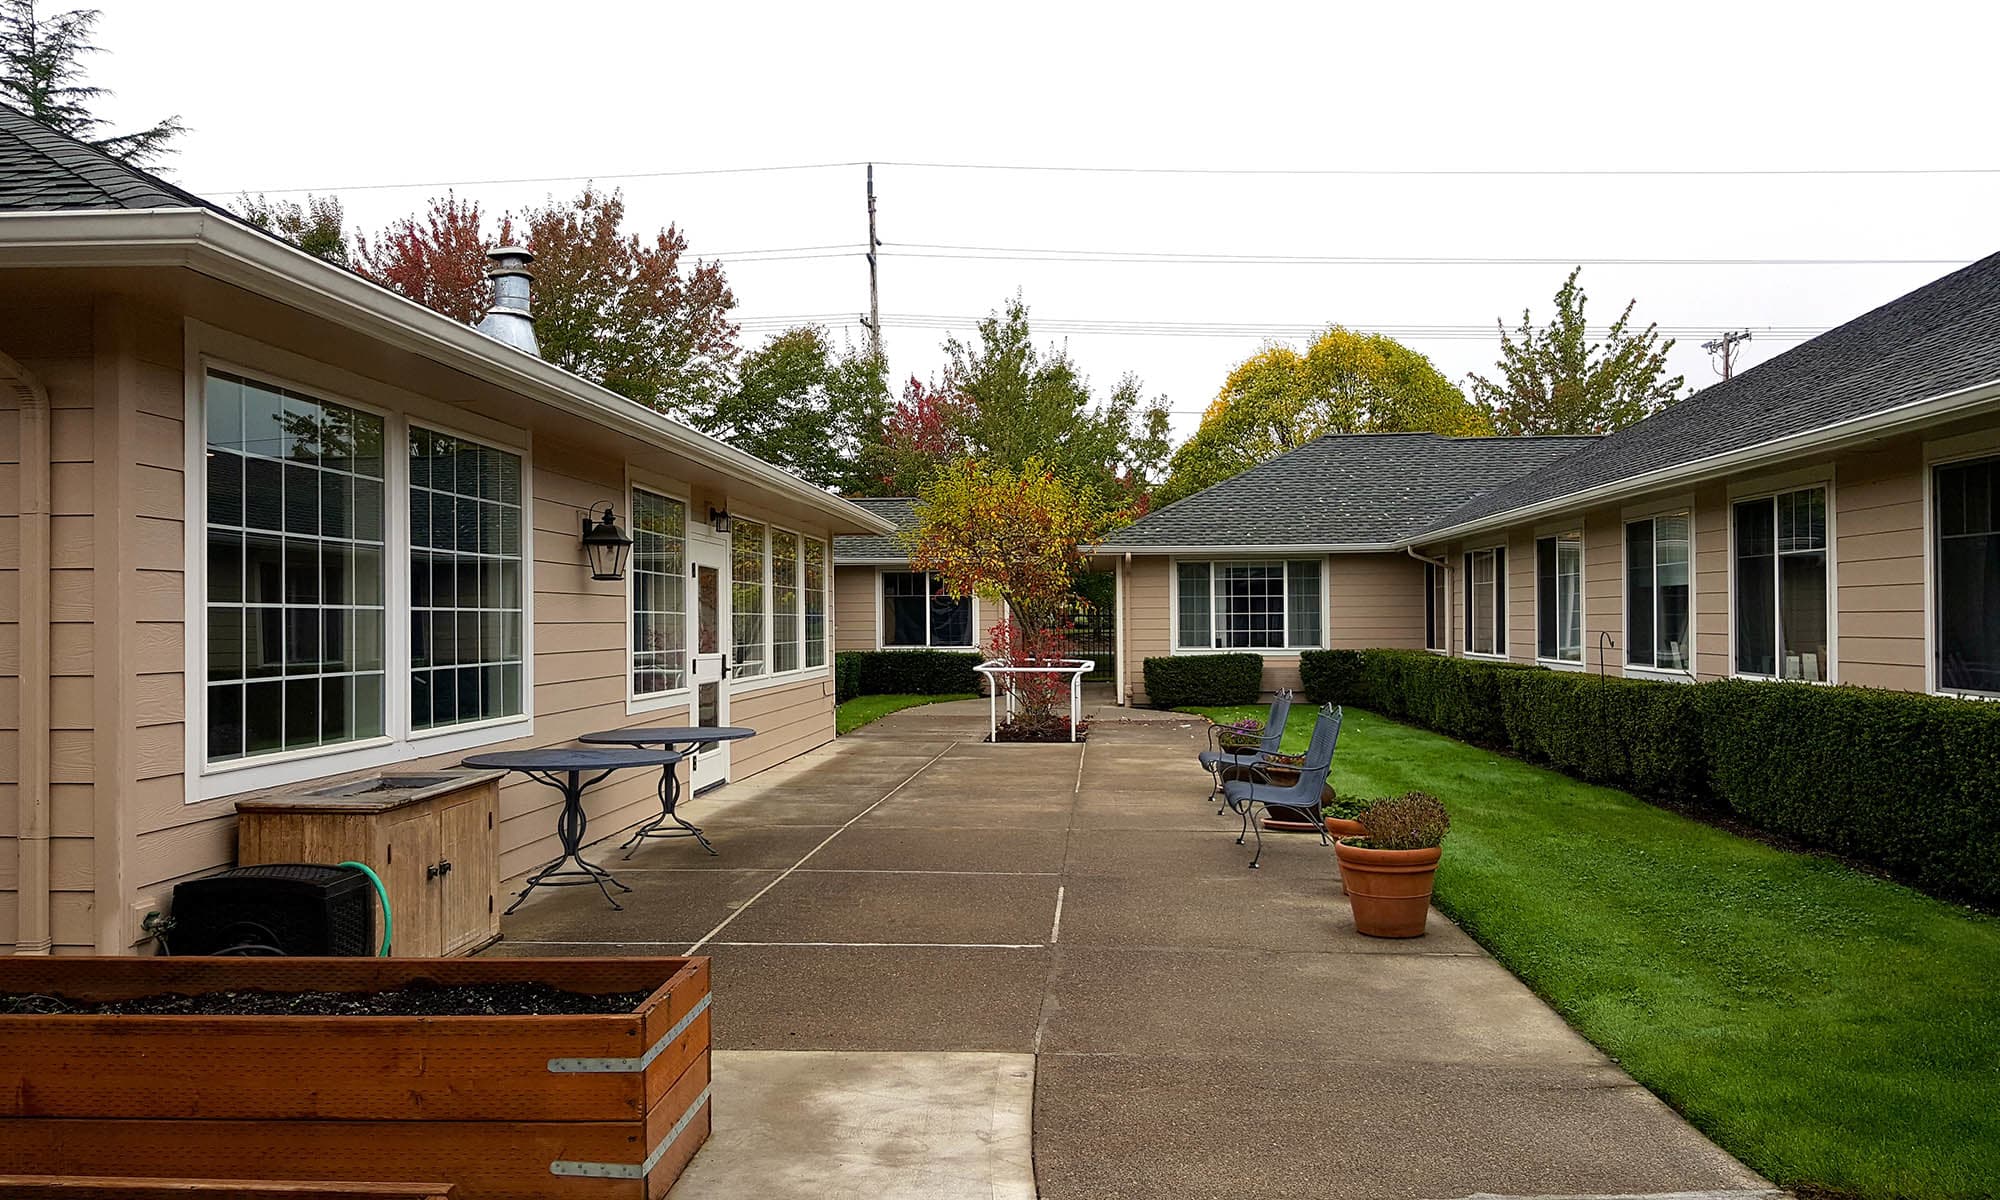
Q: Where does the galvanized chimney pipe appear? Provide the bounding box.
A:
[476,245,540,356]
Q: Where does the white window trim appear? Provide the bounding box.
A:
[182,336,535,804]
[1620,510,1697,680]
[727,509,833,695]
[1423,560,1449,655]
[625,472,695,717]
[874,566,981,651]
[1726,480,1837,685]
[1462,544,1508,660]
[1168,557,1328,655]
[1924,434,2000,699]
[1534,530,1585,668]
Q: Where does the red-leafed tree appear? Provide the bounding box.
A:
[353,192,492,325]
[353,187,739,424]
[853,375,966,496]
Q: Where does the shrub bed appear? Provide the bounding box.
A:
[1142,653,1263,709]
[1298,647,2000,903]
[835,649,985,703]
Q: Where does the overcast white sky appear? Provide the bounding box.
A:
[79,0,2000,438]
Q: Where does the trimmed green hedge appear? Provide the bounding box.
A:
[1299,648,2000,903]
[834,649,984,704]
[1143,653,1263,709]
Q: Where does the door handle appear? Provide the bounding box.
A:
[721,654,731,679]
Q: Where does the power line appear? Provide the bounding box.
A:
[208,159,2000,196]
[730,312,1824,342]
[883,243,1969,268]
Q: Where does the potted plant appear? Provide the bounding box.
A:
[1321,794,1369,840]
[1216,716,1264,753]
[1334,792,1449,938]
[1254,752,1338,830]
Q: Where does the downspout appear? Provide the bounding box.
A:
[6,352,51,955]
[1406,545,1450,651]
[1116,553,1131,706]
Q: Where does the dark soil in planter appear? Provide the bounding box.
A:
[991,715,1089,743]
[0,981,653,1017]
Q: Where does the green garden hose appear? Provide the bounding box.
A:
[337,861,393,956]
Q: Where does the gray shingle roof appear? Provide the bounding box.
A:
[1431,250,2000,533]
[832,497,916,561]
[0,102,215,212]
[1101,433,1599,549]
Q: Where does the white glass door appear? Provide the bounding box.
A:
[688,532,731,792]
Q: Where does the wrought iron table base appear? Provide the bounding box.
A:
[621,757,717,859]
[504,767,635,914]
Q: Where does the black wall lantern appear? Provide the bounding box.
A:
[708,505,732,535]
[580,503,635,581]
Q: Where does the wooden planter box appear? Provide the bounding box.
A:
[0,957,710,1200]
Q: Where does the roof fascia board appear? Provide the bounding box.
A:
[1091,542,1403,555]
[0,208,897,536]
[1417,377,2000,544]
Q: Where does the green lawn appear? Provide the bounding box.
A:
[1190,703,2000,1200]
[837,693,976,735]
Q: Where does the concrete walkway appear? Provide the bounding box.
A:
[490,699,1774,1200]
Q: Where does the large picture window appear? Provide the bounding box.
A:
[1536,531,1583,663]
[630,488,687,697]
[771,529,801,674]
[1174,560,1324,651]
[804,538,828,669]
[732,519,768,678]
[882,570,974,647]
[408,426,525,729]
[1625,513,1691,672]
[1935,456,2000,695]
[204,371,386,762]
[1463,547,1505,656]
[1734,487,1827,681]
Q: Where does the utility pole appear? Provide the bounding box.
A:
[862,163,882,360]
[1703,329,1752,380]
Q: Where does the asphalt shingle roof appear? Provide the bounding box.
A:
[1102,433,1599,549]
[0,102,217,212]
[832,497,917,561]
[1431,251,2000,532]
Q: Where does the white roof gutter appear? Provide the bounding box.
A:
[1090,541,1405,555]
[1415,376,2000,545]
[0,208,898,536]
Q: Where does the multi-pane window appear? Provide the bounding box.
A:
[1425,562,1446,651]
[1536,531,1584,663]
[804,538,828,669]
[1734,488,1827,681]
[408,427,524,729]
[1936,456,2000,694]
[731,519,768,678]
[882,571,973,647]
[1463,547,1505,656]
[771,529,801,673]
[630,488,687,697]
[204,371,386,763]
[1626,513,1692,672]
[1173,560,1323,650]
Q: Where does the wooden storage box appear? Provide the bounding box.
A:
[0,956,712,1200]
[236,771,503,956]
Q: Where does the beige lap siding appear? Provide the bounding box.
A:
[1832,438,1927,690]
[730,676,836,777]
[833,565,876,652]
[1325,553,1427,650]
[1121,555,1170,705]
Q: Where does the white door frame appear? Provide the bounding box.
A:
[687,529,732,792]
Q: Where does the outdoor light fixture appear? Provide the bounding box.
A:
[708,505,732,535]
[580,504,635,581]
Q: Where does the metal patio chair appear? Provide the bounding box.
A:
[1222,704,1343,869]
[1197,689,1294,814]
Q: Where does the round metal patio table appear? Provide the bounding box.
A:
[578,726,757,858]
[461,746,683,913]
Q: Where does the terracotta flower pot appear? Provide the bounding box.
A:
[1334,838,1441,938]
[1323,816,1368,840]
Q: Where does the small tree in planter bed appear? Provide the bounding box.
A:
[907,456,1117,741]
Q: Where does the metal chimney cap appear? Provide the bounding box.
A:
[486,244,535,277]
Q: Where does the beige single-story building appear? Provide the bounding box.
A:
[1099,253,2000,705]
[831,497,1005,654]
[0,106,893,955]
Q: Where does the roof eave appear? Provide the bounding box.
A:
[1091,541,1407,555]
[0,208,898,536]
[1416,375,2000,545]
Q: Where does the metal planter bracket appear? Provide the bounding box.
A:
[549,1085,712,1179]
[547,993,711,1074]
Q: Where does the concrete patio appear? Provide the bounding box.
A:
[488,699,1776,1200]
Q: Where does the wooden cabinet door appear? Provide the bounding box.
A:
[437,790,498,955]
[383,808,441,957]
